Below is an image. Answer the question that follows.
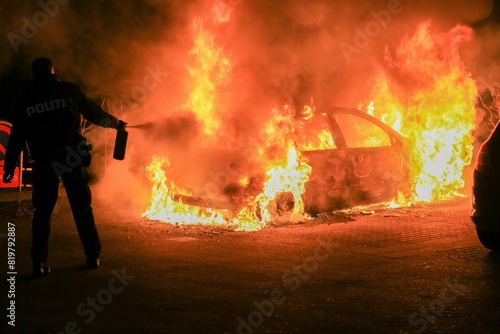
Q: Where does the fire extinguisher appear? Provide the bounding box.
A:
[112,122,152,160]
[113,129,128,160]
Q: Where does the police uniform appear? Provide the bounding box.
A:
[3,71,124,275]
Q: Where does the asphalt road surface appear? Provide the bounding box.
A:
[1,196,499,334]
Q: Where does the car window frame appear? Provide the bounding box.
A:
[325,109,404,150]
[294,113,341,152]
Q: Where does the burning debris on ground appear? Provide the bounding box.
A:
[1,0,500,231]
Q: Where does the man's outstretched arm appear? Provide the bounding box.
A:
[78,88,126,130]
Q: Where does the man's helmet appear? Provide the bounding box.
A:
[32,57,54,80]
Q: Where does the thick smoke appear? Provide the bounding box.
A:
[0,0,497,214]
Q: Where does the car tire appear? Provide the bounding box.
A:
[476,227,500,251]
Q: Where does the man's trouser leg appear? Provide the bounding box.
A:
[31,162,60,264]
[62,164,101,260]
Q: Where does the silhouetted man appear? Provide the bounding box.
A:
[2,57,126,278]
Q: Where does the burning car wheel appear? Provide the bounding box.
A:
[255,191,296,222]
[475,228,500,252]
[273,191,295,216]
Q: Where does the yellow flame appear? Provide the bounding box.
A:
[184,17,231,137]
[230,144,312,230]
[258,145,312,220]
[387,191,412,209]
[142,100,313,231]
[143,141,312,231]
[369,22,476,203]
[299,129,336,151]
[144,16,478,229]
[142,156,227,225]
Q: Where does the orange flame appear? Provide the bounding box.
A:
[142,156,227,225]
[232,108,313,230]
[368,21,477,203]
[143,16,479,230]
[299,129,337,151]
[184,16,231,138]
[142,145,312,231]
[257,145,312,220]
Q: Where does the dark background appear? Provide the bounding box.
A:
[1,0,499,123]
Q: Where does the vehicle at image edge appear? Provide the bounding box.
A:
[176,107,411,218]
[471,120,500,251]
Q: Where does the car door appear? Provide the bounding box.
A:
[295,114,350,214]
[329,112,406,204]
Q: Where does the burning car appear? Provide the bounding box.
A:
[167,107,410,220]
[287,107,409,215]
[471,120,500,251]
[140,18,477,231]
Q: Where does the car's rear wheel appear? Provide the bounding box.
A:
[476,227,500,251]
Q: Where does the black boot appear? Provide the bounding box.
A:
[86,258,100,269]
[32,262,51,278]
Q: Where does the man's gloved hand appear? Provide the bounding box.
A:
[116,120,127,131]
[2,169,14,184]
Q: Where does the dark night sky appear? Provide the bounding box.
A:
[0,0,499,122]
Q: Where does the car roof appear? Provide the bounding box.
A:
[315,106,405,140]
